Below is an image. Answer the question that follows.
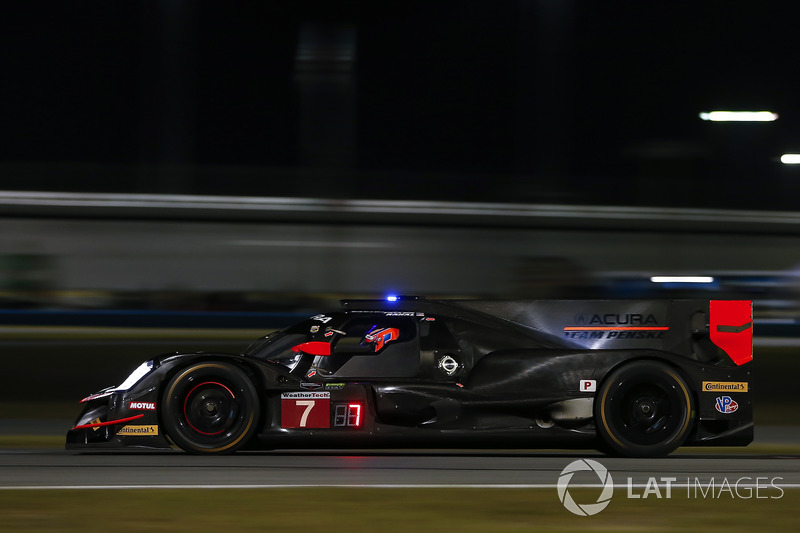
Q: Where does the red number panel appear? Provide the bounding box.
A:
[280,392,331,428]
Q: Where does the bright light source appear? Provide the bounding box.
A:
[113,360,154,391]
[699,111,778,122]
[650,276,715,284]
[386,295,398,302]
[781,154,800,165]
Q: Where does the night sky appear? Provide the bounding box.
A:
[2,1,799,209]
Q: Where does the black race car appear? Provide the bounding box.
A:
[66,297,754,457]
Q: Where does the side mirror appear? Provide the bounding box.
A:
[291,341,331,356]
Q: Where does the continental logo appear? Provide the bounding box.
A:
[117,425,159,436]
[702,381,749,393]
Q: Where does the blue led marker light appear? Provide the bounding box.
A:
[386,295,398,302]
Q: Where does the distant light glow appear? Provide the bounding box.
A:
[232,240,394,249]
[386,295,398,302]
[781,154,800,165]
[650,276,715,284]
[699,111,778,122]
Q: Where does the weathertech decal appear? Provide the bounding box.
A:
[702,381,749,393]
[117,425,159,436]
[709,300,753,366]
[281,392,331,429]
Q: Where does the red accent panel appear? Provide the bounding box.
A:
[81,391,114,403]
[72,414,145,430]
[709,300,753,366]
[291,341,331,356]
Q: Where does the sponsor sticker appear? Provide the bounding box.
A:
[281,391,331,399]
[325,382,345,390]
[128,401,156,411]
[117,425,159,436]
[438,355,459,376]
[573,313,661,326]
[702,381,748,393]
[563,313,669,340]
[281,392,331,428]
[580,380,596,392]
[300,382,324,391]
[715,396,739,414]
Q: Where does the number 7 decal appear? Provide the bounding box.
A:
[296,400,315,427]
[280,392,331,428]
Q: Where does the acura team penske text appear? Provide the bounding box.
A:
[66,297,753,457]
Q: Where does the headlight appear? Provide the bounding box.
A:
[112,360,155,391]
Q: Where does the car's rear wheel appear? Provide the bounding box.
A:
[161,362,259,454]
[595,360,694,457]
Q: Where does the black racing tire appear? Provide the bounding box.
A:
[595,360,694,458]
[161,362,260,454]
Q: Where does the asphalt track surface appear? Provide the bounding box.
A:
[1,449,799,490]
[1,421,800,489]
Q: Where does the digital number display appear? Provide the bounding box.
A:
[333,403,362,427]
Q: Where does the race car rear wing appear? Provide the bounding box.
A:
[453,299,753,366]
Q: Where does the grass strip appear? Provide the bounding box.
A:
[0,487,797,532]
[0,436,65,449]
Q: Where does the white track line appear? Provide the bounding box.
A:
[2,483,800,490]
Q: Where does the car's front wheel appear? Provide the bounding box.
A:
[595,360,694,457]
[161,362,259,454]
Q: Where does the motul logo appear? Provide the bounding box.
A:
[129,401,156,411]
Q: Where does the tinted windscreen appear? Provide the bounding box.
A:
[312,316,420,378]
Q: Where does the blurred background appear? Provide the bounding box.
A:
[1,2,799,418]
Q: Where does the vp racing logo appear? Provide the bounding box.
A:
[557,459,614,516]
